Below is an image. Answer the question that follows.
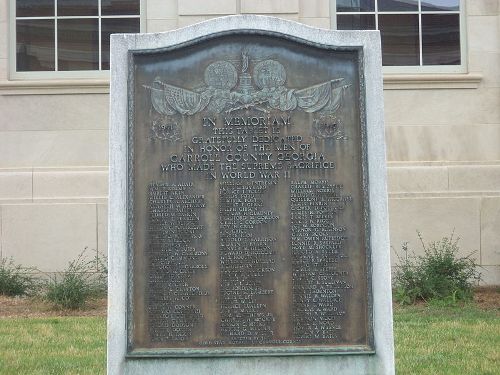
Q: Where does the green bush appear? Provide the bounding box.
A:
[44,248,107,310]
[393,232,481,305]
[0,257,37,296]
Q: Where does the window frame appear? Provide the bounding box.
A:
[330,0,468,74]
[9,0,145,80]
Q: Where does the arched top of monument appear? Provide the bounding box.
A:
[110,15,381,56]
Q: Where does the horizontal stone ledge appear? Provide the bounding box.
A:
[383,73,483,90]
[389,192,500,199]
[0,74,483,95]
[388,161,500,167]
[0,79,110,95]
[0,197,108,204]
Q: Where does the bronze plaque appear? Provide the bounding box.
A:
[128,32,372,356]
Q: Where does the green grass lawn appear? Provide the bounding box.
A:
[0,317,106,375]
[394,305,499,374]
[0,306,498,374]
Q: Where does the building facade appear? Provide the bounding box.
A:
[0,0,498,284]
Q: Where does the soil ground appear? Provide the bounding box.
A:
[0,296,107,318]
[0,287,498,318]
[472,286,500,310]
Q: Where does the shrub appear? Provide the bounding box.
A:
[44,248,107,310]
[393,232,481,305]
[0,257,37,296]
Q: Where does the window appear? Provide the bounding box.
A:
[13,0,140,77]
[334,0,465,72]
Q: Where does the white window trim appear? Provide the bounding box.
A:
[8,0,146,80]
[330,0,468,74]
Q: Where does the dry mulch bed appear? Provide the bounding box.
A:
[0,288,498,318]
[0,296,106,318]
[473,286,500,310]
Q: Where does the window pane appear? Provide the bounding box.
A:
[101,0,140,15]
[422,14,460,65]
[336,0,374,12]
[58,19,99,71]
[378,0,418,11]
[101,18,140,70]
[379,14,419,66]
[58,0,98,16]
[16,19,55,71]
[421,0,459,11]
[16,0,54,17]
[337,15,376,30]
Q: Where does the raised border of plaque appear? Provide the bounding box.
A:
[109,15,394,375]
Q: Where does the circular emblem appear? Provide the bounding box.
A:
[312,115,347,141]
[204,61,238,90]
[152,115,181,142]
[253,60,286,89]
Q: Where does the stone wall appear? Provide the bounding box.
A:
[0,0,498,284]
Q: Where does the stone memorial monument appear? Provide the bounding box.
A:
[108,15,394,374]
